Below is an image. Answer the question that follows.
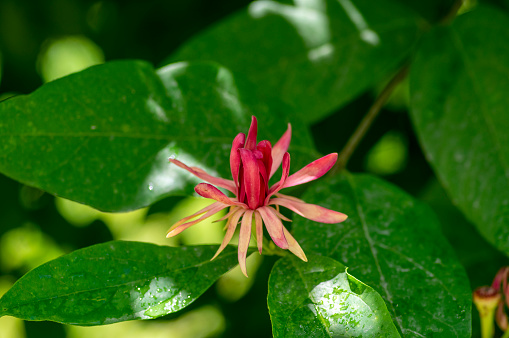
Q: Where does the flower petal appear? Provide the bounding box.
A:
[265,152,290,204]
[275,192,305,203]
[211,207,245,260]
[230,133,245,188]
[195,183,245,206]
[239,149,261,209]
[257,140,273,179]
[258,206,289,249]
[167,202,229,237]
[166,201,221,233]
[245,116,258,150]
[270,123,291,178]
[254,210,264,254]
[282,153,338,189]
[213,206,237,223]
[170,158,236,193]
[283,226,307,262]
[270,197,348,224]
[238,210,253,277]
[271,207,292,222]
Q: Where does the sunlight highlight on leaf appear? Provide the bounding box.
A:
[248,0,334,62]
[338,0,380,45]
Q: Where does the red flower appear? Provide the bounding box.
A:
[167,116,347,276]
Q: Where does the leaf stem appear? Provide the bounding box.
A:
[331,64,409,174]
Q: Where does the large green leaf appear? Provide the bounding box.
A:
[0,60,316,212]
[0,241,242,325]
[410,6,509,254]
[268,254,400,337]
[167,0,421,123]
[292,173,471,337]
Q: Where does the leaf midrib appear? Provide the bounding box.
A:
[1,250,237,313]
[344,174,404,334]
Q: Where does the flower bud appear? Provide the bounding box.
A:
[473,286,501,338]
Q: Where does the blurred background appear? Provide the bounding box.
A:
[0,0,508,337]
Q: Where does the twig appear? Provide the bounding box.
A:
[440,0,464,25]
[331,63,409,174]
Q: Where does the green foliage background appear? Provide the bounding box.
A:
[0,0,508,337]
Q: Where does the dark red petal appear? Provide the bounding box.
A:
[239,149,261,209]
[230,133,245,188]
[245,116,258,150]
[257,140,273,179]
[257,158,269,192]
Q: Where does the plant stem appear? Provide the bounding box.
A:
[331,64,409,174]
[330,0,463,176]
[440,0,464,25]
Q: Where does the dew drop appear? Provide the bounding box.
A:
[90,125,97,130]
[148,183,154,191]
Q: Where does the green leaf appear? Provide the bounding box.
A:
[268,254,400,337]
[392,0,456,23]
[0,241,241,325]
[0,60,316,212]
[167,0,421,123]
[410,6,509,254]
[292,173,471,337]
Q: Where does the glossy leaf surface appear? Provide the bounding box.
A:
[168,0,420,123]
[0,60,316,211]
[410,6,509,254]
[0,241,241,325]
[268,254,400,337]
[292,173,471,337]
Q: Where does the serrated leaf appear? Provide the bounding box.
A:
[268,254,400,337]
[0,60,316,212]
[292,173,471,337]
[167,0,421,123]
[0,241,242,325]
[410,6,509,254]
